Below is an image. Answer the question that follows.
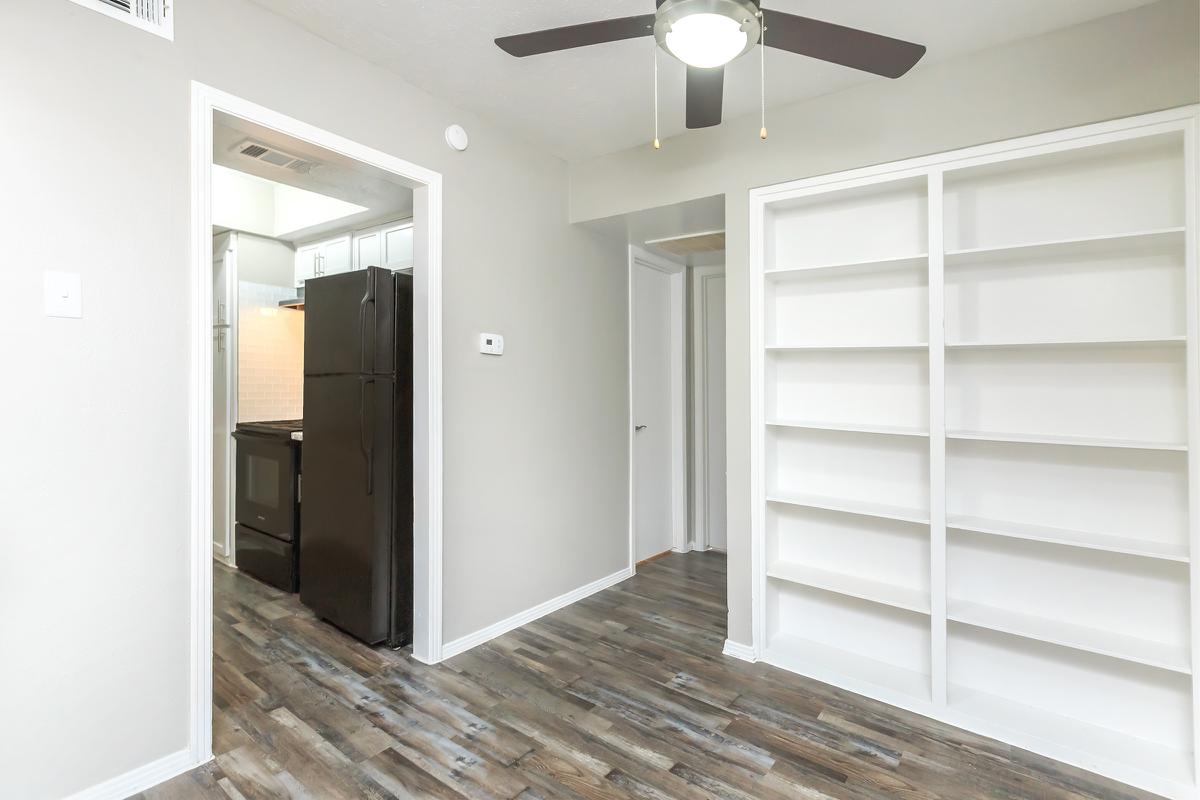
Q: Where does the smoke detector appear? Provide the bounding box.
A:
[233,139,317,174]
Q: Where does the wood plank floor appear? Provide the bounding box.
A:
[137,553,1157,800]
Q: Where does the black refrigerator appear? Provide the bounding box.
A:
[300,266,413,648]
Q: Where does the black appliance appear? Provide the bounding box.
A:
[232,419,302,592]
[300,267,413,648]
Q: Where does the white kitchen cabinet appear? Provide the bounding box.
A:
[321,235,351,275]
[294,234,352,287]
[354,230,382,270]
[294,243,320,287]
[382,222,414,270]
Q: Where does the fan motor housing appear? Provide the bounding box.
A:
[654,0,763,65]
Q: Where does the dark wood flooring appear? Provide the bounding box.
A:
[136,552,1156,800]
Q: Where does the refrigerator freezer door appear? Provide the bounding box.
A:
[300,373,396,644]
[304,267,397,377]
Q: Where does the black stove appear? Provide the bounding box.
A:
[232,420,303,591]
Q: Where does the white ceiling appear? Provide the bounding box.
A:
[248,0,1160,161]
[214,111,413,241]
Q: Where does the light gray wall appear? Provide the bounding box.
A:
[0,2,627,797]
[235,232,295,288]
[568,0,1200,647]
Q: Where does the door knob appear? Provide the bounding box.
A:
[635,425,647,431]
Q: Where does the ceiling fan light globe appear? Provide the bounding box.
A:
[664,13,747,69]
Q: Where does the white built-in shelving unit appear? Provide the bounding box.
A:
[749,106,1200,800]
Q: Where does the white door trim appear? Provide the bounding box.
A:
[628,246,688,567]
[189,82,445,772]
[691,263,725,552]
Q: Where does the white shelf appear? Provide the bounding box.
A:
[945,227,1186,264]
[768,561,930,614]
[766,253,927,279]
[948,599,1191,675]
[946,429,1187,452]
[766,342,928,353]
[946,335,1186,350]
[766,491,930,525]
[766,419,929,438]
[766,633,931,703]
[949,686,1195,790]
[947,514,1189,563]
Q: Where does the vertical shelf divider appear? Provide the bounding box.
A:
[928,171,948,707]
[1184,118,1200,784]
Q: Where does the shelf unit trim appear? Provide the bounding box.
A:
[1181,109,1200,786]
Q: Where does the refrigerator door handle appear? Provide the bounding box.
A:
[359,376,376,495]
[358,278,377,375]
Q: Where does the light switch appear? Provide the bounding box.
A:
[479,333,504,355]
[44,271,82,318]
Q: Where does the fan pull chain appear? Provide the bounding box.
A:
[759,13,768,140]
[652,41,662,150]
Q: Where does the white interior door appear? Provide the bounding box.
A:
[633,258,678,562]
[212,233,237,563]
[700,269,727,550]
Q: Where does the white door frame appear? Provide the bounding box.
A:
[212,231,238,566]
[628,246,688,568]
[691,263,725,552]
[189,82,445,770]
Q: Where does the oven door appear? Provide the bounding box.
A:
[232,431,297,541]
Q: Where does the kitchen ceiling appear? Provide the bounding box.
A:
[247,0,1161,161]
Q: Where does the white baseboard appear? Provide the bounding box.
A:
[62,747,200,800]
[442,566,634,659]
[722,639,758,662]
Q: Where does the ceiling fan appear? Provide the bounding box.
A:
[496,0,926,131]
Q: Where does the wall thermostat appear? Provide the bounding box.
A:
[445,124,469,152]
[479,333,504,355]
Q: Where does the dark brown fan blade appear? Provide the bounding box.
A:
[686,66,724,129]
[496,14,656,57]
[761,10,925,78]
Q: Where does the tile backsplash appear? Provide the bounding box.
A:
[238,282,304,422]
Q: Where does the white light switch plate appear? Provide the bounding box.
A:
[44,270,82,318]
[479,333,504,355]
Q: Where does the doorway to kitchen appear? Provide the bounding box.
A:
[189,83,444,771]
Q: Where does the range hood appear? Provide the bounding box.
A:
[278,287,305,310]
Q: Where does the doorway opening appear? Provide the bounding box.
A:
[618,195,728,650]
[189,83,443,768]
[622,196,727,580]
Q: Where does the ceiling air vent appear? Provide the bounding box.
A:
[235,140,318,174]
[68,0,173,40]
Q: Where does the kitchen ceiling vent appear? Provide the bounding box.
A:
[67,0,173,40]
[234,140,317,174]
